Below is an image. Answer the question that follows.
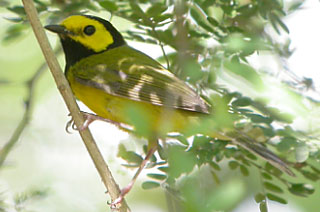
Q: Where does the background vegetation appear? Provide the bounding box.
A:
[1,0,320,211]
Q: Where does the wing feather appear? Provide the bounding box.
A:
[71,46,211,114]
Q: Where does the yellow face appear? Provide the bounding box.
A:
[60,15,114,52]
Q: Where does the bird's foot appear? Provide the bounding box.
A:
[65,111,124,133]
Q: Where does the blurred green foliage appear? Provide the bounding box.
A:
[1,0,320,212]
[0,187,48,212]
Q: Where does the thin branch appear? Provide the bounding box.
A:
[21,0,130,211]
[0,47,58,167]
[151,25,170,70]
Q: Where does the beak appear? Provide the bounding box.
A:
[44,24,72,35]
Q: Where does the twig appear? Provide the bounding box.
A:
[21,0,130,211]
[0,47,59,167]
[151,25,170,70]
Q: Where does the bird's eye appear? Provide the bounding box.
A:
[83,25,95,36]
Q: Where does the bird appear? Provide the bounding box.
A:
[45,14,294,207]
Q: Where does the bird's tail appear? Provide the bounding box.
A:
[218,130,295,177]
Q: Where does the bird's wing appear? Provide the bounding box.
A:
[72,46,210,114]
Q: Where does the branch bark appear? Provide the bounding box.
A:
[21,0,130,211]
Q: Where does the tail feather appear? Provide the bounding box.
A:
[223,131,295,177]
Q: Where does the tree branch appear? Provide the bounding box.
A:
[21,0,130,211]
[0,49,52,167]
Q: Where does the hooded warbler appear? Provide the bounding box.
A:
[45,15,294,204]
[44,15,217,205]
[45,15,212,137]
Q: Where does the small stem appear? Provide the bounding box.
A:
[152,25,170,70]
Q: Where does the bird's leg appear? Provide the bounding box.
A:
[66,111,132,133]
[111,139,159,208]
[79,112,125,131]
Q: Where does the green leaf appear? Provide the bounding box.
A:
[142,144,148,154]
[224,59,265,91]
[142,181,160,189]
[227,26,244,33]
[210,161,221,171]
[99,1,118,12]
[266,193,287,204]
[157,145,168,160]
[190,7,215,33]
[259,201,268,212]
[254,193,266,203]
[141,145,157,164]
[289,183,315,197]
[122,151,143,164]
[158,166,169,173]
[225,33,264,55]
[247,114,273,124]
[265,163,282,177]
[215,151,224,162]
[232,97,252,107]
[277,137,297,152]
[146,3,167,17]
[181,60,204,83]
[225,147,237,158]
[34,0,47,12]
[228,161,239,170]
[273,13,289,34]
[147,173,167,181]
[252,104,294,124]
[192,135,213,148]
[276,126,296,137]
[260,127,276,137]
[168,145,197,178]
[127,31,146,42]
[310,165,320,174]
[261,172,273,180]
[301,170,319,181]
[123,104,153,137]
[270,17,280,34]
[34,0,47,7]
[150,153,157,164]
[207,16,219,26]
[240,165,249,176]
[153,14,172,23]
[117,144,143,165]
[288,2,303,12]
[3,16,23,23]
[130,2,146,17]
[222,92,241,104]
[269,13,288,34]
[210,170,220,184]
[145,38,157,44]
[7,5,26,16]
[168,134,189,146]
[245,151,258,160]
[263,182,283,193]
